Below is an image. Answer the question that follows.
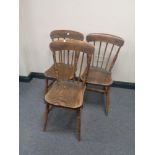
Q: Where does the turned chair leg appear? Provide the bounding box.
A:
[76,108,81,141]
[44,78,48,95]
[43,103,49,131]
[105,87,110,115]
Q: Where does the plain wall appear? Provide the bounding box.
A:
[19,0,135,82]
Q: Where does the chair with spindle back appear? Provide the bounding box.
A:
[43,40,94,141]
[44,30,84,94]
[81,33,124,115]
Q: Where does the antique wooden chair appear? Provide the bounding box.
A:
[81,33,124,115]
[43,40,94,141]
[44,30,84,94]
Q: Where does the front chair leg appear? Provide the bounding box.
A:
[43,103,49,131]
[76,108,81,141]
[105,86,110,115]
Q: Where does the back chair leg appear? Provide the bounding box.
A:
[44,78,48,95]
[105,86,110,115]
[76,108,81,141]
[43,103,49,131]
[84,83,88,102]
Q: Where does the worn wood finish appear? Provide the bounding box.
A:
[84,33,124,114]
[50,30,84,41]
[87,87,105,93]
[86,33,124,46]
[45,81,86,109]
[81,67,112,86]
[50,40,94,83]
[43,40,94,140]
[44,63,75,80]
[44,78,48,95]
[49,40,94,54]
[101,42,108,68]
[44,30,84,98]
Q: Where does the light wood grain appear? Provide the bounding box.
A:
[44,63,75,80]
[45,81,86,108]
[81,67,112,86]
[50,30,84,41]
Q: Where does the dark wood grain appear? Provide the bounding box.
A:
[86,33,124,46]
[50,30,84,41]
[44,63,75,80]
[43,40,94,141]
[44,30,84,99]
[49,40,94,55]
[84,33,124,115]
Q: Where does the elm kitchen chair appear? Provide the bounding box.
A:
[44,30,84,94]
[81,33,124,115]
[43,40,94,141]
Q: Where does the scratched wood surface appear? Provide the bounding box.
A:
[44,63,75,80]
[43,40,94,141]
[44,30,84,80]
[50,30,84,41]
[45,81,86,108]
[83,33,124,86]
[45,40,94,108]
[81,33,124,115]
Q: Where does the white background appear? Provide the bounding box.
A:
[0,0,155,155]
[19,0,135,82]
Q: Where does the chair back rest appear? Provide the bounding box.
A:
[86,33,124,72]
[50,30,84,41]
[49,40,94,84]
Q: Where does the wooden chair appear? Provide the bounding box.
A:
[44,30,84,94]
[81,33,124,115]
[43,40,94,141]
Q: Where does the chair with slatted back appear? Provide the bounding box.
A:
[43,40,94,141]
[44,30,84,94]
[81,33,124,115]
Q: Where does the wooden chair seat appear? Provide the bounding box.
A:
[45,81,86,109]
[81,67,112,86]
[44,63,75,80]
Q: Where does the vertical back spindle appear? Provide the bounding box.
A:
[53,51,59,80]
[92,41,96,66]
[67,50,69,65]
[82,53,92,85]
[101,42,108,68]
[96,42,102,67]
[105,44,114,70]
[63,50,65,63]
[78,52,84,81]
[71,51,75,66]
[73,51,79,81]
[59,51,61,62]
[109,46,121,72]
[59,50,63,63]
